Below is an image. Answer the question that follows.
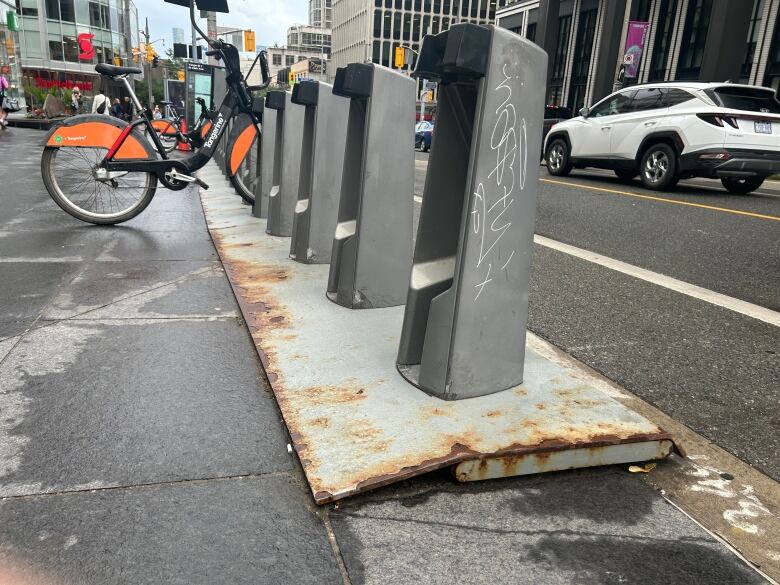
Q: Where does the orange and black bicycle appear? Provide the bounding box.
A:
[40,0,267,225]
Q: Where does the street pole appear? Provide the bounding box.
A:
[145,18,153,110]
[418,25,431,122]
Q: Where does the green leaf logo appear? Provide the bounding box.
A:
[54,135,63,143]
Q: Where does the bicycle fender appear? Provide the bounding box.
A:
[45,115,156,160]
[151,118,177,137]
[226,113,259,177]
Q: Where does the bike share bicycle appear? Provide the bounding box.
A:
[40,0,268,225]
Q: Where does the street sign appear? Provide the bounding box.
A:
[6,10,20,32]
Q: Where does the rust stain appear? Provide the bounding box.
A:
[310,417,330,428]
[484,410,501,418]
[535,403,546,410]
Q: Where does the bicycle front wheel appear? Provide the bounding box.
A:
[41,146,158,225]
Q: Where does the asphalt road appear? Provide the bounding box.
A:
[414,150,780,480]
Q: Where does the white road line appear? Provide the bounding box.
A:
[534,234,780,327]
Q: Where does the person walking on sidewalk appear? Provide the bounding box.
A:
[91,89,109,115]
[0,74,10,128]
[110,98,122,118]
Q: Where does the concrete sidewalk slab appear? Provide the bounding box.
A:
[199,164,676,505]
[330,469,767,585]
[0,474,342,585]
[0,319,292,498]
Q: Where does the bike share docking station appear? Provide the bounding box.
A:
[199,24,678,504]
[290,80,350,264]
[265,90,305,237]
[327,63,415,308]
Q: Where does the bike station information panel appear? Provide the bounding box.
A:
[184,61,225,126]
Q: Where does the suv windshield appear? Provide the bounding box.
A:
[707,86,780,113]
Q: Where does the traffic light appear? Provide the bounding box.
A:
[147,48,154,63]
[152,55,159,68]
[243,30,255,53]
[177,70,185,81]
[288,71,295,86]
[132,47,140,63]
[394,46,405,69]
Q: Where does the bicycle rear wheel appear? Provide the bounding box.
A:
[41,146,157,225]
[229,143,258,205]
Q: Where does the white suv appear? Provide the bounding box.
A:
[544,82,780,194]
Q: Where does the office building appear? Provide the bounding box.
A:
[310,0,332,28]
[172,26,184,44]
[11,0,139,102]
[331,0,510,77]
[497,0,780,111]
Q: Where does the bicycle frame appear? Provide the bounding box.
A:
[99,0,266,181]
[101,76,256,180]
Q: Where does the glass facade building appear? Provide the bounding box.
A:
[1,0,24,107]
[498,0,780,109]
[331,0,509,80]
[12,0,138,102]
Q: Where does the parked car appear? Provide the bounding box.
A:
[544,82,780,194]
[542,105,572,151]
[415,121,434,152]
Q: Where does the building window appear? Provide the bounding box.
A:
[272,53,282,66]
[547,14,572,105]
[568,8,597,111]
[63,35,79,61]
[740,0,765,82]
[44,0,60,20]
[286,54,295,66]
[48,39,64,60]
[59,0,75,23]
[526,22,537,42]
[763,6,780,92]
[648,0,678,81]
[675,0,713,80]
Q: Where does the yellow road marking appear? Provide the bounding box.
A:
[540,177,780,222]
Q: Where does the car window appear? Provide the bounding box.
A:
[707,86,780,113]
[664,88,696,107]
[627,88,666,112]
[589,92,634,117]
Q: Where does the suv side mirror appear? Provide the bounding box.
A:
[579,107,589,118]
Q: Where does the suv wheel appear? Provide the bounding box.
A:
[546,139,572,177]
[639,143,678,190]
[721,176,764,195]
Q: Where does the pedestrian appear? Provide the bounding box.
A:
[153,105,162,120]
[0,74,9,128]
[91,88,109,115]
[120,96,133,121]
[110,97,122,118]
[70,86,81,114]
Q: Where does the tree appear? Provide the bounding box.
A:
[165,48,185,80]
[134,78,165,107]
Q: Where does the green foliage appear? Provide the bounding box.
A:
[134,78,166,107]
[23,84,72,109]
[164,48,185,80]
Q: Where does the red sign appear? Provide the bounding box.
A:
[34,76,93,91]
[77,33,95,61]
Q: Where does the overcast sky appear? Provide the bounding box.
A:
[133,0,308,53]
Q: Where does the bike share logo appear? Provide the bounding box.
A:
[205,114,225,148]
[54,135,63,144]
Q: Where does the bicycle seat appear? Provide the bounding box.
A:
[158,100,173,106]
[95,63,142,77]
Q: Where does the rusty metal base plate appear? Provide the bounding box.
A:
[199,165,676,504]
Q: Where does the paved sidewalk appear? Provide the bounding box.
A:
[0,128,769,584]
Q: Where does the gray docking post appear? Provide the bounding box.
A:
[266,90,304,237]
[290,80,349,264]
[396,24,547,400]
[254,99,276,219]
[326,63,415,309]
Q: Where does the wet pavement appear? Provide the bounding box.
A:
[0,128,772,584]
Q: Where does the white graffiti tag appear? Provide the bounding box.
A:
[472,63,527,300]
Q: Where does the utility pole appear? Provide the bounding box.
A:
[145,18,153,110]
[191,9,199,64]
